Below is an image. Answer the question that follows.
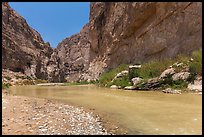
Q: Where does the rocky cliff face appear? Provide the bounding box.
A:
[2,2,53,80]
[2,2,202,83]
[46,24,90,82]
[87,2,202,80]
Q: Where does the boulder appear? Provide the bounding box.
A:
[172,62,184,67]
[162,88,181,94]
[134,77,161,90]
[132,77,142,86]
[146,77,161,89]
[188,83,202,92]
[159,68,175,79]
[111,70,129,82]
[124,86,136,90]
[129,65,141,69]
[187,76,202,92]
[172,72,190,81]
[116,70,128,78]
[110,85,119,89]
[194,76,202,85]
[198,92,202,95]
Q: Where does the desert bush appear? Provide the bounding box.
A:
[2,83,10,89]
[99,64,128,86]
[112,75,132,88]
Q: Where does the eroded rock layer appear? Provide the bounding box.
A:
[47,24,90,82]
[2,2,53,80]
[87,2,202,80]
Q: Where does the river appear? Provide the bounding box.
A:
[9,85,202,135]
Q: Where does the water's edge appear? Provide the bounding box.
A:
[8,85,202,135]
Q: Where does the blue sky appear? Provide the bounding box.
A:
[9,2,90,48]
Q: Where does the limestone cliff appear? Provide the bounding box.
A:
[46,24,90,82]
[86,2,202,80]
[2,2,53,80]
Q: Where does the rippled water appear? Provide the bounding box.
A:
[9,85,202,135]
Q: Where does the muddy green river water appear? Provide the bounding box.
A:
[9,85,202,135]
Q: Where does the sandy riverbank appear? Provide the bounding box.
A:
[2,90,110,135]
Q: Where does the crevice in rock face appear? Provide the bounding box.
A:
[12,67,24,73]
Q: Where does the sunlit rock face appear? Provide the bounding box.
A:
[2,2,53,79]
[47,24,91,82]
[86,2,202,80]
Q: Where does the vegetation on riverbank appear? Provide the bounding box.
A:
[99,64,129,87]
[98,49,202,90]
[2,83,10,89]
[2,49,201,91]
[63,80,98,86]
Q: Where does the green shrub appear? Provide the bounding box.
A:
[136,59,175,79]
[2,83,10,89]
[172,80,188,89]
[187,65,197,83]
[128,68,139,81]
[189,49,202,75]
[98,49,201,90]
[163,74,174,86]
[112,75,132,88]
[99,64,128,86]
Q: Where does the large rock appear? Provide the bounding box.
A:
[110,85,119,89]
[187,76,202,92]
[162,88,181,94]
[135,77,161,90]
[116,70,129,78]
[2,2,53,80]
[132,77,142,86]
[146,77,161,89]
[129,65,141,69]
[124,86,136,90]
[172,72,190,81]
[159,68,175,79]
[111,70,129,82]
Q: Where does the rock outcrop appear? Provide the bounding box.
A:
[46,24,90,82]
[187,76,202,92]
[87,2,202,80]
[2,2,53,80]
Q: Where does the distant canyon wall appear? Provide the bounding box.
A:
[47,24,91,82]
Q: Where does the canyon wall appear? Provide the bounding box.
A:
[2,2,53,80]
[2,2,202,82]
[86,2,202,80]
[47,24,90,82]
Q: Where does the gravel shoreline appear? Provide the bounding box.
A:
[2,92,110,135]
